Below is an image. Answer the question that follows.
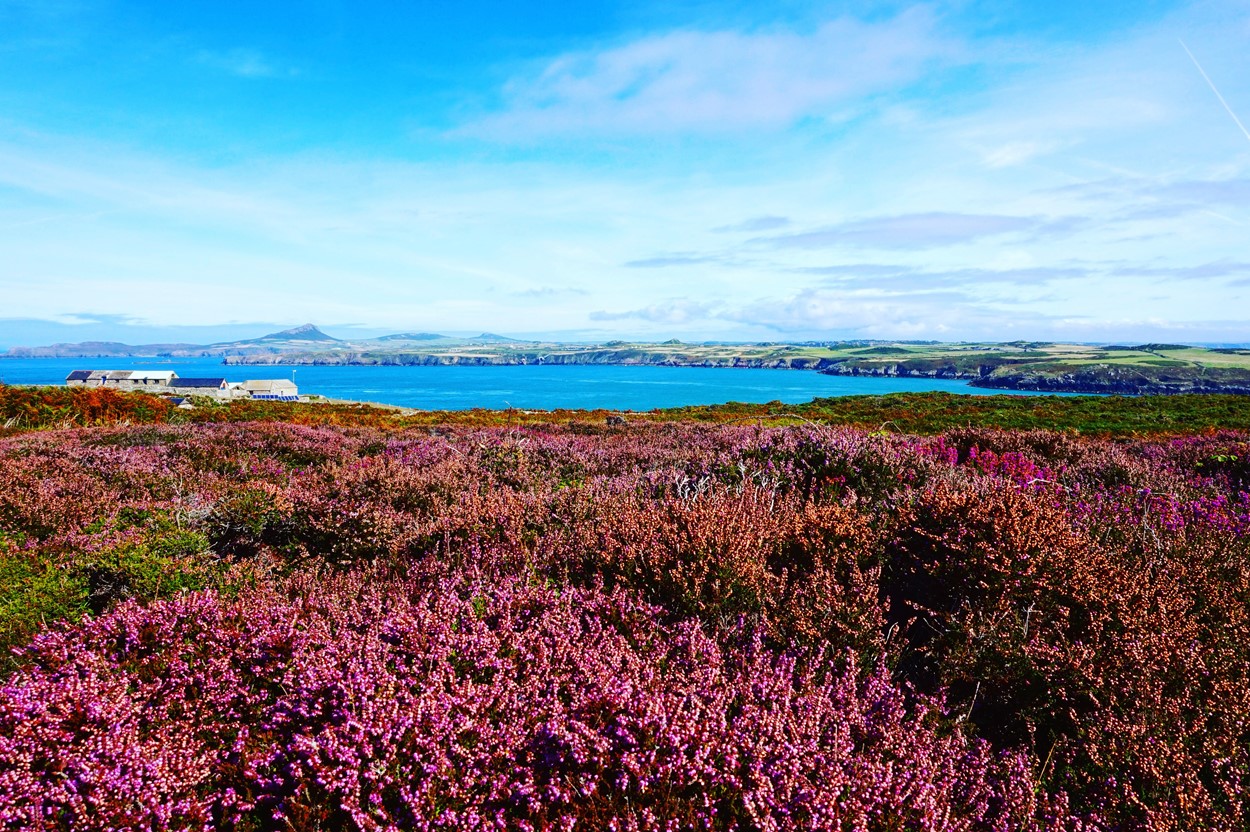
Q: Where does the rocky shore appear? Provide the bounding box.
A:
[223,352,1250,396]
[973,366,1250,395]
[223,350,844,370]
[820,361,1250,395]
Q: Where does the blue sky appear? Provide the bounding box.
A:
[1,0,1248,346]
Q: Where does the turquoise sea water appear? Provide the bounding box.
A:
[0,357,1069,411]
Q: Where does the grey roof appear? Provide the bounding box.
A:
[86,370,177,382]
[170,378,227,388]
[123,371,177,381]
[69,370,176,382]
[242,379,298,392]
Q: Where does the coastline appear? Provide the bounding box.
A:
[8,339,1250,398]
[222,352,1250,397]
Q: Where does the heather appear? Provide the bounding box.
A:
[1,412,1249,829]
[8,384,1250,435]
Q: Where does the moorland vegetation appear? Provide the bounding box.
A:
[0,386,1248,830]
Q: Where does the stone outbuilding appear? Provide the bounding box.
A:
[241,379,300,401]
[65,370,299,401]
[168,378,231,398]
[66,370,177,388]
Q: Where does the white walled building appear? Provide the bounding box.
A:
[65,370,177,388]
[241,379,300,401]
[66,370,298,400]
[168,378,232,399]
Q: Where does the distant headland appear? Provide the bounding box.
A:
[7,324,1250,396]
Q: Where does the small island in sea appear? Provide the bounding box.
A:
[9,323,1250,396]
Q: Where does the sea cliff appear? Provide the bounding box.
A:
[223,350,844,370]
[222,351,1250,395]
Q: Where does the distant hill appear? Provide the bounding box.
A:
[1104,343,1192,352]
[4,323,347,358]
[219,339,1250,396]
[222,324,340,345]
[0,324,528,359]
[12,331,1250,396]
[4,341,208,358]
[374,332,448,342]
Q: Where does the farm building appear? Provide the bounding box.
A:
[241,379,299,401]
[65,370,299,401]
[168,378,231,398]
[65,370,177,388]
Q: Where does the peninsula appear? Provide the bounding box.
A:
[8,325,1250,396]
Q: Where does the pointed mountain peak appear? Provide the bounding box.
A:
[262,324,339,342]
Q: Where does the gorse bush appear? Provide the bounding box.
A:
[1,417,1248,829]
[0,386,173,432]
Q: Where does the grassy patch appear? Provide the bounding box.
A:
[659,392,1250,435]
[0,553,89,661]
[0,526,225,667]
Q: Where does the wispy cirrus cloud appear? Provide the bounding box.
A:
[726,287,983,338]
[977,140,1066,169]
[624,253,722,268]
[752,212,1085,250]
[712,215,791,233]
[797,260,1250,290]
[1108,260,1250,280]
[196,48,295,79]
[796,263,918,278]
[463,7,961,137]
[724,287,1250,343]
[590,299,719,324]
[3,0,1248,342]
[1150,178,1250,205]
[1054,175,1250,207]
[808,264,1089,289]
[511,286,589,299]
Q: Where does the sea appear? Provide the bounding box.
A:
[0,356,1071,411]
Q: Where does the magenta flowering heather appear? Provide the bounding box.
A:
[0,576,1073,831]
[2,419,1248,828]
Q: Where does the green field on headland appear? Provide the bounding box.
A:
[224,338,1250,395]
[12,323,1250,395]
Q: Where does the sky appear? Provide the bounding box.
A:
[1,0,1248,346]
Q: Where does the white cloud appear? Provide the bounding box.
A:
[2,2,1249,341]
[712,216,791,233]
[625,253,722,268]
[590,299,719,325]
[464,7,961,136]
[728,287,973,337]
[753,212,1084,250]
[196,48,295,79]
[979,140,1064,168]
[724,287,1250,342]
